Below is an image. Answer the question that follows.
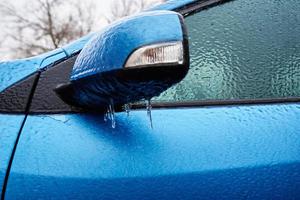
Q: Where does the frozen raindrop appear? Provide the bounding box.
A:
[104,110,109,122]
[124,104,131,117]
[109,99,116,128]
[146,99,153,129]
[104,99,116,128]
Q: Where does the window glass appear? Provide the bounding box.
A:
[154,0,300,102]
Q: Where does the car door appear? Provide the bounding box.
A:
[0,59,37,198]
[0,50,67,198]
[3,0,300,199]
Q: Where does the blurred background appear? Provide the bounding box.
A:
[0,0,164,61]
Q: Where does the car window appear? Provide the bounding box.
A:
[154,0,300,103]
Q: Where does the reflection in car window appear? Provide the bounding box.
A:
[154,0,300,103]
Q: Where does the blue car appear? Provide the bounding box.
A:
[1,0,300,199]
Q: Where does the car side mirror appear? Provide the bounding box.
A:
[55,10,189,109]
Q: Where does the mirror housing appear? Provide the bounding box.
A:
[55,11,189,109]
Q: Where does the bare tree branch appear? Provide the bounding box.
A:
[0,0,98,58]
[0,0,165,59]
[105,0,165,23]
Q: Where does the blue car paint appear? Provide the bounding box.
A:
[0,48,66,92]
[71,11,183,80]
[0,49,67,198]
[0,48,67,198]
[0,115,26,197]
[6,103,300,199]
[0,59,38,92]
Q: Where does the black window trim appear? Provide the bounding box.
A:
[130,97,300,112]
[177,0,233,17]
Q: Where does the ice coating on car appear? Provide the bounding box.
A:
[70,10,183,81]
[156,0,300,102]
[104,100,153,129]
[6,103,300,199]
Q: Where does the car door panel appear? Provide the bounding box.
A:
[0,115,26,198]
[0,46,68,198]
[5,104,300,199]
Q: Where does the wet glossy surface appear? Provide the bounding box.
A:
[6,103,300,199]
[0,115,24,197]
[157,0,300,102]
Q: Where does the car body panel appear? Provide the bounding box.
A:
[0,49,66,92]
[5,103,300,199]
[0,60,38,93]
[0,49,66,197]
[0,115,25,197]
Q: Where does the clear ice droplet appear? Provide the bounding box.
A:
[104,111,108,122]
[124,104,131,117]
[104,99,116,128]
[146,99,153,129]
[109,99,116,128]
